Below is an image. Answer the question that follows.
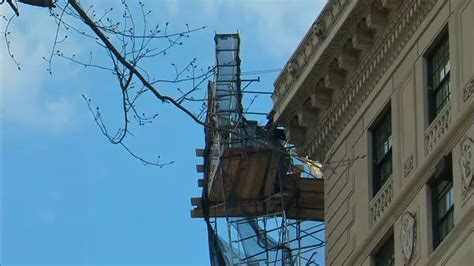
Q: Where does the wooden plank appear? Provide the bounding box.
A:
[191,205,324,221]
[195,149,205,157]
[298,178,324,193]
[197,179,205,187]
[191,192,324,220]
[196,164,204,173]
[191,197,202,206]
[195,146,326,221]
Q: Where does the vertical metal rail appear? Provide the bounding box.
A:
[201,33,327,265]
[278,154,290,265]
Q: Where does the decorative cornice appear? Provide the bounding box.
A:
[273,0,368,120]
[305,0,437,160]
[273,0,351,107]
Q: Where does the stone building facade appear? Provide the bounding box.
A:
[271,0,473,265]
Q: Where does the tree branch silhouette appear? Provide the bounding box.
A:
[1,0,216,166]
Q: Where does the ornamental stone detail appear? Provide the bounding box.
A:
[312,23,326,40]
[273,0,351,103]
[400,212,416,265]
[273,0,438,160]
[306,0,436,159]
[460,136,473,196]
[369,176,393,226]
[274,0,349,104]
[403,154,415,178]
[288,62,299,77]
[425,103,451,155]
[463,78,474,102]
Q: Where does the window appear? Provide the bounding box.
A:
[430,154,454,249]
[427,34,450,122]
[371,105,392,196]
[375,234,395,266]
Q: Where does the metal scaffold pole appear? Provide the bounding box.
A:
[190,33,326,265]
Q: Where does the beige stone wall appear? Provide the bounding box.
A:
[270,0,473,264]
[320,0,474,265]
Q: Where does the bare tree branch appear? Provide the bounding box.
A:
[67,0,208,128]
[1,0,219,167]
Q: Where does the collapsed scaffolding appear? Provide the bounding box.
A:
[191,34,325,265]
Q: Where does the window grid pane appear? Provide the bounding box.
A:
[429,35,450,120]
[435,80,450,114]
[375,235,395,266]
[431,154,454,249]
[378,152,392,186]
[438,207,453,241]
[372,107,392,195]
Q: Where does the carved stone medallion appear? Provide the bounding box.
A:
[400,212,416,265]
[460,136,473,196]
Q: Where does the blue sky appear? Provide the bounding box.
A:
[1,1,325,265]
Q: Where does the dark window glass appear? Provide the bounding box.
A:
[428,35,450,122]
[372,106,392,196]
[431,154,454,248]
[375,235,395,266]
